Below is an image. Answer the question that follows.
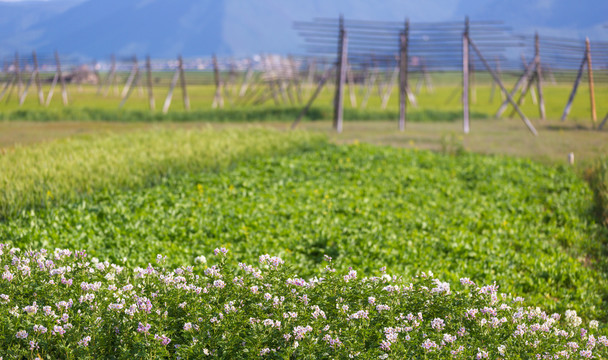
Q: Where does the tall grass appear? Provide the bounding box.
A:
[0,127,324,219]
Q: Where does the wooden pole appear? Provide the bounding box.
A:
[381,65,399,109]
[103,54,116,96]
[55,51,68,105]
[561,53,587,122]
[360,68,377,109]
[462,17,470,134]
[333,15,347,133]
[520,54,537,105]
[586,37,597,125]
[509,72,537,118]
[162,68,180,114]
[119,71,139,108]
[45,72,59,106]
[33,51,44,105]
[535,33,546,120]
[178,55,190,111]
[292,65,335,129]
[495,58,536,118]
[399,20,409,131]
[347,64,357,107]
[121,56,138,99]
[15,53,22,99]
[238,59,254,97]
[146,56,155,111]
[599,113,608,130]
[468,35,538,136]
[212,54,224,108]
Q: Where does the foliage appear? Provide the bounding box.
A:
[2,143,606,322]
[0,245,606,359]
[0,127,324,220]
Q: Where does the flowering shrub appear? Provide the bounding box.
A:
[1,243,607,359]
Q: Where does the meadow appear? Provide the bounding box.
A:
[2,71,608,357]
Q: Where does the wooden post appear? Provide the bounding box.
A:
[462,17,470,134]
[599,113,608,130]
[381,65,399,109]
[162,68,180,114]
[212,54,224,108]
[45,71,59,107]
[495,58,536,118]
[468,36,538,136]
[361,67,378,109]
[103,54,117,96]
[121,56,138,99]
[333,15,347,133]
[178,55,190,111]
[55,51,68,105]
[509,72,537,118]
[586,38,597,125]
[146,56,155,111]
[292,65,335,129]
[0,61,15,102]
[33,51,44,105]
[520,54,537,105]
[239,59,254,97]
[535,33,546,120]
[15,53,22,99]
[119,71,139,109]
[20,56,38,106]
[399,20,409,131]
[561,52,587,122]
[347,64,357,107]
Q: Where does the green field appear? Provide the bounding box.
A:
[2,137,607,321]
[2,72,606,124]
[2,72,608,356]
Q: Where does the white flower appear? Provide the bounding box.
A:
[195,255,207,264]
[590,320,599,329]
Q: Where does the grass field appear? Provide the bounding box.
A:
[1,75,606,124]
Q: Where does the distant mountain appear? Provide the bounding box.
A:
[0,0,84,50]
[0,0,606,60]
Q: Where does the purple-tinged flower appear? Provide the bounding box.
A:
[154,334,171,346]
[52,325,65,336]
[421,339,438,352]
[15,330,28,339]
[33,325,47,334]
[431,318,445,331]
[137,322,151,334]
[78,336,91,347]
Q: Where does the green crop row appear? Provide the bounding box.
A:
[0,106,488,123]
[2,143,606,322]
[0,127,324,220]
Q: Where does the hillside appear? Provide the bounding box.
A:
[0,0,606,59]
